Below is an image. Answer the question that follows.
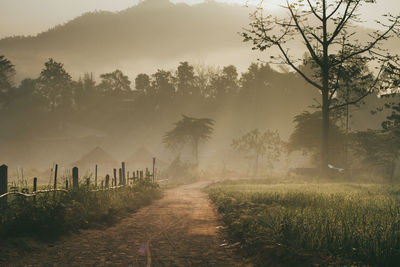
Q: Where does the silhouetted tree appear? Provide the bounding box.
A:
[152,69,175,98]
[163,115,215,165]
[209,65,239,101]
[135,73,151,95]
[98,69,131,96]
[76,73,97,111]
[243,0,400,174]
[288,111,345,167]
[0,55,15,91]
[36,58,74,111]
[232,129,284,175]
[352,130,399,180]
[176,61,197,96]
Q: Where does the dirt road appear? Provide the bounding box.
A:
[8,182,243,266]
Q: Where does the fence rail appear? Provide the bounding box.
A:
[0,189,69,199]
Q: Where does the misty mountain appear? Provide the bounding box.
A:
[1,0,398,81]
[0,0,258,80]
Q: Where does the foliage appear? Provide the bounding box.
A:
[0,55,15,91]
[98,69,131,96]
[352,130,399,179]
[208,180,400,266]
[232,129,285,175]
[163,115,215,164]
[36,58,74,111]
[135,73,151,94]
[0,180,161,239]
[288,111,346,166]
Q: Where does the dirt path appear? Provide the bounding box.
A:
[9,182,244,266]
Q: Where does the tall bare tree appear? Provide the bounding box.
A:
[243,0,400,174]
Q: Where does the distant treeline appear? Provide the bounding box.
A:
[0,56,399,180]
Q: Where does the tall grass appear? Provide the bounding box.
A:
[208,181,400,266]
[0,179,162,239]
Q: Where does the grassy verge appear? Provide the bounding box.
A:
[0,179,162,239]
[208,179,400,267]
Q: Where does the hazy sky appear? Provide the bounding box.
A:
[1,0,399,38]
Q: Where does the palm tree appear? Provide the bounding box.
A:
[163,115,214,165]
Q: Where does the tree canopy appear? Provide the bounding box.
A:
[163,115,215,164]
[232,129,284,175]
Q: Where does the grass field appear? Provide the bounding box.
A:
[208,179,400,266]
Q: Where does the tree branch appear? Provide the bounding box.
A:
[277,43,323,90]
[306,0,323,21]
[286,0,322,66]
[330,65,384,110]
[333,20,398,66]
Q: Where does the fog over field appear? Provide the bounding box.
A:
[2,1,400,266]
[0,0,399,179]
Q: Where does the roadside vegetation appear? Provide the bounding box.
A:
[0,179,162,239]
[208,179,400,266]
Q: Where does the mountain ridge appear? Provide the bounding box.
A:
[0,0,257,80]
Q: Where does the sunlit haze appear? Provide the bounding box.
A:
[1,0,399,38]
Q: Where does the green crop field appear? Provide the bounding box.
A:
[208,180,400,266]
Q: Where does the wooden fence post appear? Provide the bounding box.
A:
[33,177,37,192]
[66,180,69,190]
[95,164,98,188]
[119,168,122,185]
[105,175,110,188]
[0,165,8,212]
[153,157,156,182]
[113,168,117,187]
[54,164,58,189]
[33,177,37,201]
[121,162,126,186]
[72,167,79,189]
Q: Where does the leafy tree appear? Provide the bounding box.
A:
[98,69,131,95]
[163,115,214,165]
[232,129,284,175]
[151,69,175,98]
[75,73,97,111]
[288,111,345,167]
[135,73,151,95]
[0,55,15,91]
[176,61,197,96]
[352,130,399,180]
[243,0,400,174]
[36,58,74,111]
[208,65,239,100]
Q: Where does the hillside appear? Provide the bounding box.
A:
[0,0,258,80]
[1,0,398,81]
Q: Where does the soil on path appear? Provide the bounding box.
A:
[7,181,244,267]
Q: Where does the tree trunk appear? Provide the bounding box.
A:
[321,90,330,176]
[321,0,330,177]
